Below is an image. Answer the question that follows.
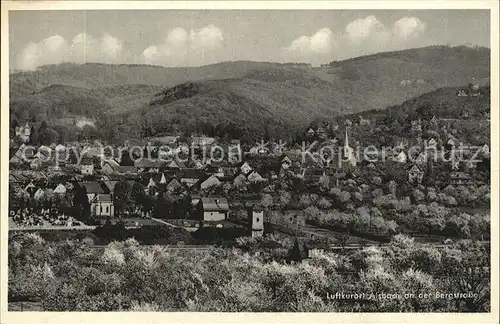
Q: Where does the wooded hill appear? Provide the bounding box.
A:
[9,45,490,143]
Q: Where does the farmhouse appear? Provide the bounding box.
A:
[198,197,229,222]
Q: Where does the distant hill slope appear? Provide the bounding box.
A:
[9,45,490,142]
[339,85,490,147]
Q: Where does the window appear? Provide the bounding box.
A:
[106,206,109,213]
[256,217,260,222]
[100,205,103,213]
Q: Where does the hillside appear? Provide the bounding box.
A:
[338,85,490,147]
[9,45,490,143]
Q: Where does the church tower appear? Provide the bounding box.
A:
[343,128,357,166]
[247,205,264,238]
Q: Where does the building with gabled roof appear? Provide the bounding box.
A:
[247,170,265,183]
[199,174,222,190]
[408,164,424,184]
[197,197,229,222]
[450,171,471,185]
[90,194,114,218]
[81,181,105,202]
[166,177,183,193]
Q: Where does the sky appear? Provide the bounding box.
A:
[9,10,491,70]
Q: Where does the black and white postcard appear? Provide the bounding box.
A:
[1,1,498,323]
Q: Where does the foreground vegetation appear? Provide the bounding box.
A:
[8,232,490,312]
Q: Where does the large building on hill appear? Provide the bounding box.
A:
[15,122,31,143]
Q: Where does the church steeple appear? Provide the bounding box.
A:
[343,128,357,166]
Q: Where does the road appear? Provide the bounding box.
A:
[151,218,180,228]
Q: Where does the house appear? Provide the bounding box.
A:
[90,194,114,218]
[358,115,370,126]
[466,160,477,169]
[306,128,315,137]
[198,197,229,222]
[450,171,471,185]
[81,182,105,202]
[429,116,439,126]
[415,152,427,165]
[24,181,37,195]
[427,138,438,149]
[480,144,490,156]
[191,160,205,169]
[247,205,264,238]
[191,136,216,147]
[55,144,66,152]
[280,155,292,168]
[408,165,424,184]
[53,183,67,195]
[233,172,250,187]
[15,122,32,143]
[411,119,422,132]
[150,135,180,145]
[9,144,34,165]
[344,119,353,127]
[146,177,157,195]
[199,175,221,190]
[166,177,183,193]
[101,161,136,175]
[457,89,468,97]
[400,79,412,87]
[393,151,407,163]
[135,159,163,173]
[177,169,204,188]
[247,170,264,183]
[34,188,45,200]
[446,137,457,148]
[239,162,253,175]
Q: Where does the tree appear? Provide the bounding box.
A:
[72,184,90,222]
[113,181,132,216]
[119,150,135,166]
[37,128,60,145]
[277,190,291,210]
[260,194,274,210]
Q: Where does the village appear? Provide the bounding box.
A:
[9,101,491,253]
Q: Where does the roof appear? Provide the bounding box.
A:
[175,169,206,180]
[113,166,137,174]
[199,197,229,211]
[81,156,94,165]
[409,165,423,173]
[450,172,470,179]
[81,181,105,194]
[134,159,164,168]
[91,194,112,203]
